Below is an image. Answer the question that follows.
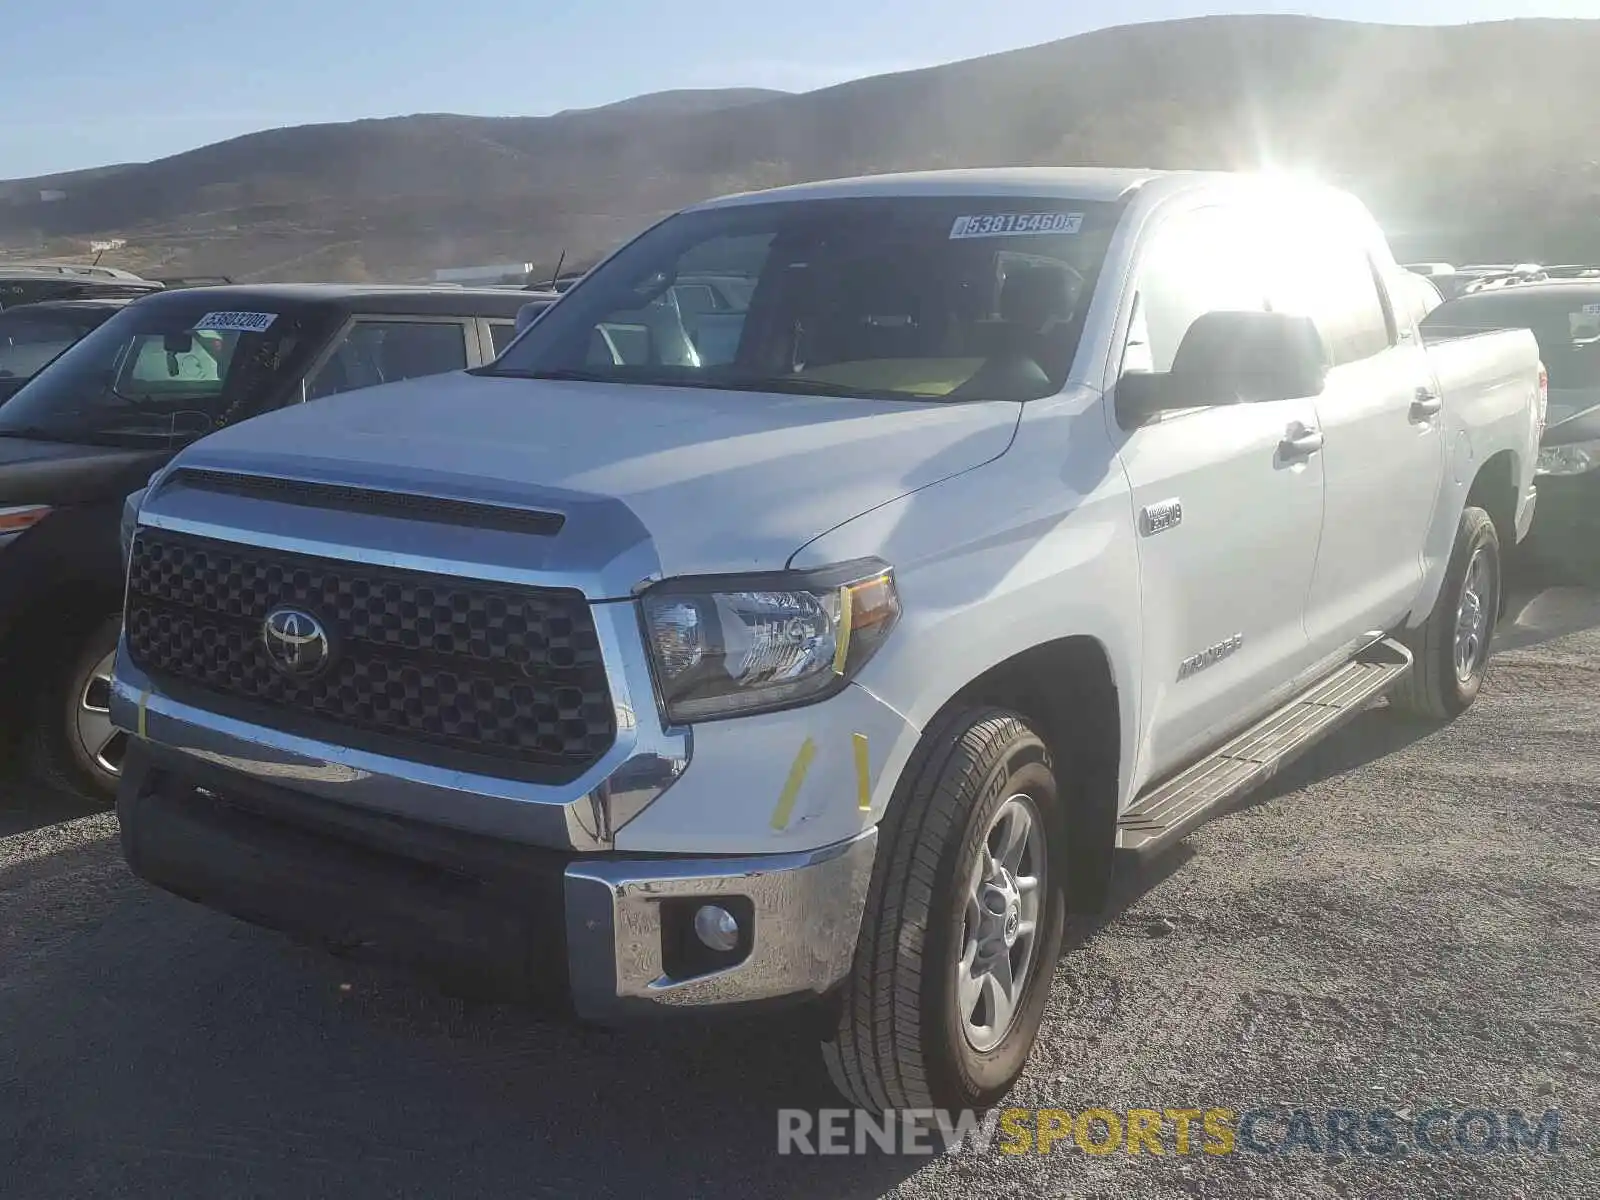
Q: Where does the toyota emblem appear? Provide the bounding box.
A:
[261,606,332,679]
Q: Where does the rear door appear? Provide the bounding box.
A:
[303,315,476,401]
[1269,223,1445,657]
[1113,204,1327,780]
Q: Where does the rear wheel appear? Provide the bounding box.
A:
[28,613,126,805]
[821,708,1067,1114]
[1391,507,1500,720]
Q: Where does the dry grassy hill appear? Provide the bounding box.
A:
[3,16,1597,280]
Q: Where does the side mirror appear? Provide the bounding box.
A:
[1115,311,1328,428]
[514,301,550,335]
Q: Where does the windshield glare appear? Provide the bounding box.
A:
[0,302,333,447]
[0,312,102,383]
[489,196,1123,402]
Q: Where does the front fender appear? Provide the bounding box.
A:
[789,389,1144,812]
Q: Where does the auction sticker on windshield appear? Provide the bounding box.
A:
[194,311,278,333]
[950,213,1084,239]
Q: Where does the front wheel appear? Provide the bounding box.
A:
[821,708,1067,1115]
[1391,506,1501,720]
[28,613,127,805]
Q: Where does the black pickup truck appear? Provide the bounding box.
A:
[0,282,531,800]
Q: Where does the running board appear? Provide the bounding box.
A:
[1116,637,1413,856]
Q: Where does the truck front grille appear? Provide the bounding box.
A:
[124,528,616,781]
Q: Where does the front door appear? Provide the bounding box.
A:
[1113,205,1327,785]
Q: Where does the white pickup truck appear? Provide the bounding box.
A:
[110,168,1544,1115]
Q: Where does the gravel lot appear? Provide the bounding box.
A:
[2,579,1596,1200]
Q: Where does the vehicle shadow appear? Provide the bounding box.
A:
[0,762,106,838]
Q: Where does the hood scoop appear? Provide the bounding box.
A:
[164,468,566,537]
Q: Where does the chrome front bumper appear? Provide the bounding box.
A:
[565,829,877,1016]
[118,738,876,1014]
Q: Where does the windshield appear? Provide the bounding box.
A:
[1424,291,1600,391]
[0,309,107,383]
[486,196,1123,401]
[0,299,337,447]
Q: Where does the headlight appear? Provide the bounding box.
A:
[120,488,147,571]
[1537,441,1600,476]
[640,560,901,722]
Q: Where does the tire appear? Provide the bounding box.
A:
[1391,506,1500,721]
[821,708,1067,1115]
[27,613,126,806]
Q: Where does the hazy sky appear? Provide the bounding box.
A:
[5,0,1598,178]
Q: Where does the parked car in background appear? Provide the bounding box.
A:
[109,168,1541,1114]
[0,298,132,403]
[512,291,560,338]
[1423,280,1600,571]
[1392,270,1444,329]
[0,266,161,311]
[1541,264,1600,281]
[0,283,532,801]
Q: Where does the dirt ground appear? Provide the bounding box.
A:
[2,581,1596,1200]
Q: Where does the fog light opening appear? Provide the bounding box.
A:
[661,895,754,981]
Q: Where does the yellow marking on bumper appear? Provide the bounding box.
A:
[770,737,817,830]
[137,690,149,740]
[853,733,872,811]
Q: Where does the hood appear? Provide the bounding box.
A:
[166,372,1021,581]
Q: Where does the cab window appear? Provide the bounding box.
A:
[306,319,470,400]
[1121,206,1272,379]
[1266,230,1394,366]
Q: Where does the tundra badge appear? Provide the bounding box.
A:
[1178,633,1244,681]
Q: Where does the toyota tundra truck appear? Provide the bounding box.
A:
[109,168,1544,1115]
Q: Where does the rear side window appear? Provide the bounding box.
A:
[1268,237,1393,366]
[306,319,469,400]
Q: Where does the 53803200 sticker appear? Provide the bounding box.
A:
[949,212,1084,240]
[193,311,279,334]
[1581,303,1600,317]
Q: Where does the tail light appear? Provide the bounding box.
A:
[1537,361,1549,432]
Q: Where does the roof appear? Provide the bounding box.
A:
[130,282,533,319]
[692,166,1180,210]
[0,297,135,315]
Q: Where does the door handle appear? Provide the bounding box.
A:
[1279,424,1324,460]
[1408,390,1446,422]
[1411,387,1443,420]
